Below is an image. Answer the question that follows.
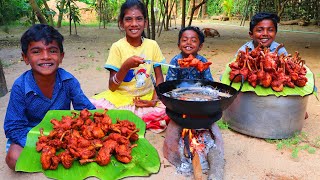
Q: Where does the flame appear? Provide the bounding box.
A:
[181,129,206,153]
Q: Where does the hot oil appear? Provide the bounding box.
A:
[162,86,232,101]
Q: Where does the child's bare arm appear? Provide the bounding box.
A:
[108,56,144,91]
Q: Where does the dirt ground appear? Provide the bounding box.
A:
[0,20,319,180]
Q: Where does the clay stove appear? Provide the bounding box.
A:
[154,78,241,179]
[163,109,225,180]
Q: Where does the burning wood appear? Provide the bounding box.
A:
[163,120,225,180]
[192,152,202,180]
[178,128,216,178]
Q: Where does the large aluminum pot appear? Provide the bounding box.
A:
[222,92,309,139]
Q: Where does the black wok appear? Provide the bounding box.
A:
[155,75,243,117]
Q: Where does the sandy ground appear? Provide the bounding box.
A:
[0,20,320,180]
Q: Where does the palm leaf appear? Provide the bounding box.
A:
[221,64,315,97]
[15,109,160,180]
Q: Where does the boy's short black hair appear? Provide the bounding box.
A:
[178,26,205,45]
[21,24,64,54]
[249,12,280,32]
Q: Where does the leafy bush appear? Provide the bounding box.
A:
[206,0,223,16]
[0,0,29,25]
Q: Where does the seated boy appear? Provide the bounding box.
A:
[166,26,224,178]
[166,26,213,81]
[237,12,288,56]
[4,24,96,170]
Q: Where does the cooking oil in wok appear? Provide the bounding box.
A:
[163,86,231,101]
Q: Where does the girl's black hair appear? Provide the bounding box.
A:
[249,12,280,32]
[21,24,64,54]
[118,0,147,37]
[178,26,205,45]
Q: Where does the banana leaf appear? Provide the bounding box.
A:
[221,64,316,97]
[15,109,160,180]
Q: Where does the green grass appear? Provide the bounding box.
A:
[0,59,21,68]
[2,26,9,33]
[74,63,90,71]
[87,52,95,58]
[265,132,320,158]
[217,119,229,130]
[96,66,103,71]
[59,20,117,28]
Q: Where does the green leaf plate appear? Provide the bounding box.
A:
[15,109,160,180]
[221,64,316,97]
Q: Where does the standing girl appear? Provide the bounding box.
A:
[91,0,167,122]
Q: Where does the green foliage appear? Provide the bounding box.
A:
[0,0,29,25]
[2,26,9,34]
[221,0,233,17]
[266,132,320,158]
[70,4,81,25]
[78,0,95,5]
[231,0,247,17]
[95,0,125,23]
[96,66,103,71]
[206,0,223,16]
[217,120,229,130]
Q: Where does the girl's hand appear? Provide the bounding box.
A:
[133,97,157,107]
[125,56,145,69]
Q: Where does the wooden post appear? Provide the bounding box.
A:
[192,151,202,180]
[0,60,8,97]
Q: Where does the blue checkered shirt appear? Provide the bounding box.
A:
[4,68,95,147]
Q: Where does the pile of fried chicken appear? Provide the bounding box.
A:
[178,54,212,72]
[229,43,308,92]
[36,109,139,170]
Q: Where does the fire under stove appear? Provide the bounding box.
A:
[163,108,225,180]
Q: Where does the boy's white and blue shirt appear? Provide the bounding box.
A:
[236,41,288,57]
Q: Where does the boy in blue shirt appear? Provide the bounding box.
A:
[4,24,95,170]
[166,26,213,81]
[237,12,288,56]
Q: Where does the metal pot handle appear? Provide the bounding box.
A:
[229,74,244,93]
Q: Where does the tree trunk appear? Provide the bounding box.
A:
[42,0,54,26]
[144,0,151,38]
[97,0,102,28]
[201,2,207,18]
[158,0,166,37]
[31,10,36,25]
[240,0,250,26]
[151,0,156,40]
[67,1,72,35]
[279,19,300,25]
[276,0,289,18]
[57,0,66,28]
[102,1,106,29]
[188,0,206,27]
[181,0,186,29]
[168,0,175,28]
[164,0,169,31]
[29,0,48,24]
[0,61,8,97]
